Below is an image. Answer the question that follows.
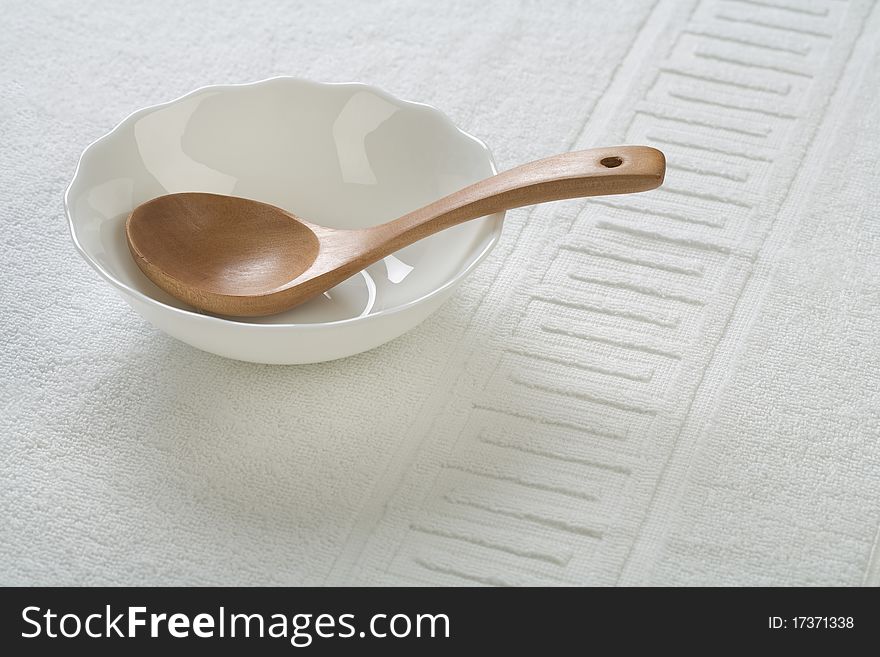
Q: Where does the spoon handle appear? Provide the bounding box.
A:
[365,145,665,255]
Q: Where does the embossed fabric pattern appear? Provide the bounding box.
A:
[2,0,879,585]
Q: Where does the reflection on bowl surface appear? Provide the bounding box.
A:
[66,78,502,363]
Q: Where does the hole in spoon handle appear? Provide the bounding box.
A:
[368,145,665,257]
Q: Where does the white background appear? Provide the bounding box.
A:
[2,0,879,585]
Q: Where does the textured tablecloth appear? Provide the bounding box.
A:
[2,0,879,586]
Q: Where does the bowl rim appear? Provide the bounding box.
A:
[64,76,504,329]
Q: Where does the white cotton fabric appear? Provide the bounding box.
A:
[2,0,878,586]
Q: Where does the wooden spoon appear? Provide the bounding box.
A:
[126,145,665,317]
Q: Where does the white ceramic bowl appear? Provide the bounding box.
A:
[65,78,503,363]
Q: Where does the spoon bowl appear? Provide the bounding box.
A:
[127,194,321,301]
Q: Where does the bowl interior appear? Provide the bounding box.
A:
[67,79,500,324]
